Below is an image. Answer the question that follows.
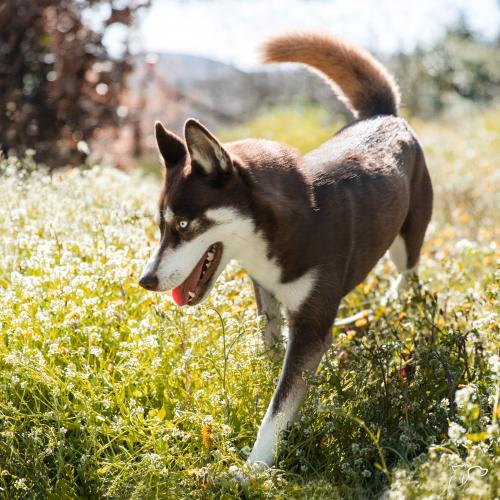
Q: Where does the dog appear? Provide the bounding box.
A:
[139,30,433,468]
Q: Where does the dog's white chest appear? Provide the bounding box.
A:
[254,264,316,312]
[209,209,316,312]
[186,208,316,312]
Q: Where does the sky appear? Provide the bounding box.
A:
[97,0,500,69]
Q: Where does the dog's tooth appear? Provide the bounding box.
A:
[188,291,195,299]
[207,252,214,261]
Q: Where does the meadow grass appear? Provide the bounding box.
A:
[0,105,498,499]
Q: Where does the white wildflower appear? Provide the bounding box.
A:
[455,385,476,411]
[448,422,466,441]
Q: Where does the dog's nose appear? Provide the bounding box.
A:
[139,274,159,291]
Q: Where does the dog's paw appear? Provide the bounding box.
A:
[381,276,404,306]
[227,461,270,488]
[227,464,255,491]
[228,464,248,484]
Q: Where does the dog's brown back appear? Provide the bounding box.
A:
[255,31,433,302]
[241,35,433,467]
[141,30,434,467]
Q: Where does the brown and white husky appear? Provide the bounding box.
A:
[139,30,433,467]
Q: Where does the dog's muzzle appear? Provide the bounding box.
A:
[139,273,159,291]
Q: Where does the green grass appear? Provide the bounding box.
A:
[0,105,499,499]
[218,105,345,154]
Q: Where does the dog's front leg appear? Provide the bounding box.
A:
[252,279,283,354]
[247,317,332,467]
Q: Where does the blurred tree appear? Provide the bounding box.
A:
[0,0,149,167]
[392,19,500,117]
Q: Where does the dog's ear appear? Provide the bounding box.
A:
[184,119,232,175]
[155,121,186,167]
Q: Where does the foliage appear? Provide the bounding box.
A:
[137,106,343,179]
[0,0,148,167]
[0,105,499,498]
[392,22,500,117]
[218,105,345,154]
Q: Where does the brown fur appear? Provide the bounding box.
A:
[140,30,433,468]
[262,30,400,118]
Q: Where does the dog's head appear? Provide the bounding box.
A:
[139,119,248,306]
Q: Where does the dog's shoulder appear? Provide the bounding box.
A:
[225,138,300,170]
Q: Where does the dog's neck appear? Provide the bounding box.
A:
[226,139,317,285]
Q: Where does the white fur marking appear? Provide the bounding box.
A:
[205,208,316,312]
[191,149,213,174]
[389,235,407,272]
[189,134,229,174]
[142,207,316,312]
[385,235,418,301]
[247,391,303,467]
[215,147,228,169]
[163,207,174,225]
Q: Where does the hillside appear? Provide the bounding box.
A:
[129,52,346,135]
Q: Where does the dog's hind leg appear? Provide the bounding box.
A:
[247,313,334,467]
[388,154,433,300]
[388,234,415,298]
[252,279,284,355]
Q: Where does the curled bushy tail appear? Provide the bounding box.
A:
[261,30,400,119]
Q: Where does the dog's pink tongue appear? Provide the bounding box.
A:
[172,258,205,306]
[172,287,187,306]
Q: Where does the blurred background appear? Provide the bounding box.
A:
[1,0,499,169]
[0,5,499,497]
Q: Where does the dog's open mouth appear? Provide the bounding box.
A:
[172,243,223,306]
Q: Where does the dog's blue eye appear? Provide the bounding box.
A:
[179,220,189,230]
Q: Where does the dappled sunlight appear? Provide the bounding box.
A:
[0,104,498,497]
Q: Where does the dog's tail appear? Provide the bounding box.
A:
[261,30,400,119]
